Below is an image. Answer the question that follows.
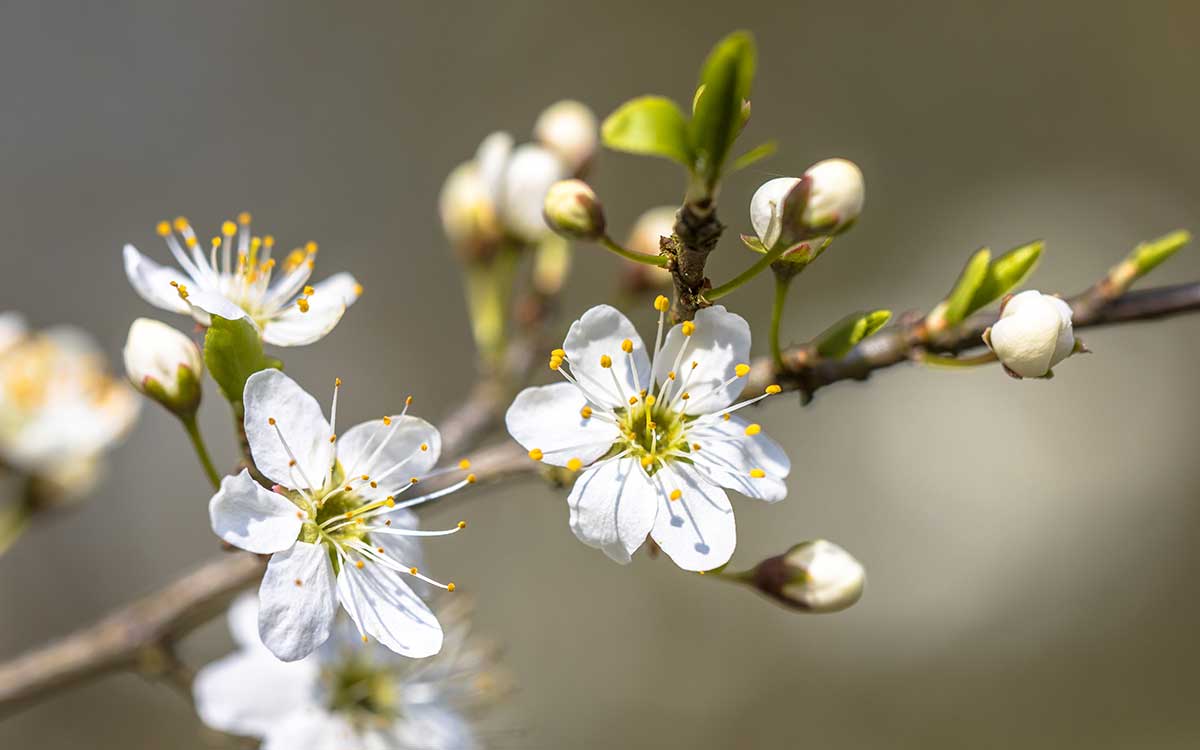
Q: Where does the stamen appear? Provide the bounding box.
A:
[681,321,695,337]
[735,363,751,377]
[749,469,766,478]
[566,457,583,472]
[744,423,761,436]
[599,355,612,368]
[669,489,682,501]
[529,448,544,461]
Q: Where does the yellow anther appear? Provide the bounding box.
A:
[405,395,413,406]
[668,371,676,380]
[237,211,252,224]
[640,455,654,468]
[330,434,337,443]
[211,236,221,247]
[305,241,318,254]
[529,448,544,461]
[692,443,701,451]
[459,458,471,470]
[289,459,296,466]
[268,417,276,425]
[628,396,638,406]
[681,392,690,400]
[297,297,310,313]
[551,348,566,358]
[344,512,354,519]
[410,567,419,574]
[765,384,782,394]
[744,423,762,436]
[722,414,730,421]
[376,547,384,554]
[409,477,419,484]
[457,520,467,529]
[580,406,593,419]
[749,468,766,478]
[691,361,698,370]
[295,511,304,519]
[669,489,682,501]
[362,635,369,643]
[353,283,364,296]
[681,321,695,337]
[599,354,612,368]
[172,217,189,232]
[621,339,633,354]
[383,415,392,425]
[303,285,315,296]
[735,363,751,378]
[549,356,563,371]
[467,473,477,484]
[263,235,275,247]
[344,485,352,492]
[654,295,670,312]
[420,443,429,452]
[447,582,457,592]
[155,221,171,236]
[566,457,583,472]
[185,236,198,248]
[360,474,369,481]
[645,394,656,406]
[385,497,395,507]
[354,560,365,569]
[222,221,237,236]
[250,236,262,251]
[335,377,342,387]
[648,421,656,429]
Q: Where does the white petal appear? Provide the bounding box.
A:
[563,305,651,409]
[258,541,338,661]
[1047,295,1076,367]
[476,130,514,204]
[0,312,26,355]
[336,560,444,658]
[193,650,319,737]
[226,592,264,650]
[394,706,480,750]
[262,712,357,750]
[749,177,800,248]
[567,456,657,564]
[208,469,304,554]
[310,271,363,308]
[243,369,333,490]
[688,415,790,502]
[650,464,736,571]
[335,416,441,499]
[261,295,347,347]
[989,298,1061,378]
[499,143,567,240]
[653,305,751,415]
[122,244,192,314]
[504,383,620,467]
[184,288,250,327]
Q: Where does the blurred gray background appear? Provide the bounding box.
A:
[3,1,1200,747]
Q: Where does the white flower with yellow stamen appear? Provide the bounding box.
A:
[194,594,505,750]
[208,369,474,661]
[504,300,790,571]
[123,213,362,346]
[0,313,138,497]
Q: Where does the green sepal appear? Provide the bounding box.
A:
[689,31,756,190]
[814,309,892,358]
[138,363,202,418]
[204,316,283,407]
[601,95,694,167]
[740,233,769,253]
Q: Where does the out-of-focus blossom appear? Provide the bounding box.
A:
[620,206,676,293]
[534,99,598,174]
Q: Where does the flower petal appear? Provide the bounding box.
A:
[310,271,363,308]
[688,415,790,502]
[336,559,444,658]
[226,592,265,650]
[499,143,566,240]
[209,469,304,554]
[504,382,620,467]
[193,649,318,738]
[476,130,514,205]
[259,541,338,661]
[335,416,441,500]
[989,296,1061,378]
[184,288,250,327]
[122,244,192,314]
[567,456,657,564]
[261,295,347,347]
[243,369,333,490]
[262,712,357,750]
[650,464,736,571]
[563,305,651,409]
[653,305,751,415]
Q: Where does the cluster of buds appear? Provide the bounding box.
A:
[123,318,204,418]
[439,100,598,259]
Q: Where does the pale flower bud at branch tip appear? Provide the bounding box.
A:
[982,290,1076,379]
[543,179,606,240]
[123,317,203,417]
[749,539,865,613]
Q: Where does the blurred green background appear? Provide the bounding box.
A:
[3,1,1200,747]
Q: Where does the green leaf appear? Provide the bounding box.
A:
[731,140,777,172]
[601,96,693,167]
[966,240,1043,316]
[815,309,893,358]
[690,31,756,189]
[1128,229,1190,278]
[204,316,282,406]
[935,248,991,327]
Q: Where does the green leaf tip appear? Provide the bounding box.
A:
[690,30,757,190]
[815,309,893,358]
[1129,229,1190,277]
[601,95,693,166]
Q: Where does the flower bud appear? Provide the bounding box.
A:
[542,179,605,240]
[534,100,598,175]
[499,144,567,242]
[749,539,865,613]
[621,207,676,292]
[438,161,499,255]
[750,159,864,250]
[983,290,1075,379]
[124,318,203,416]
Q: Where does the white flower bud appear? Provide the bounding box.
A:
[534,100,598,174]
[124,318,203,415]
[438,161,498,251]
[543,179,606,240]
[802,158,865,235]
[621,207,676,292]
[498,144,567,241]
[751,539,865,613]
[984,290,1075,378]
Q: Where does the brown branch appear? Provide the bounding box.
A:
[0,440,533,718]
[743,280,1200,401]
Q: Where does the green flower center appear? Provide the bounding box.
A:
[611,396,694,475]
[322,655,401,722]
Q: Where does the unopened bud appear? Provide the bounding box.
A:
[982,290,1075,379]
[534,100,598,175]
[543,179,605,240]
[500,144,567,242]
[438,161,499,255]
[751,159,864,250]
[123,318,203,416]
[750,539,865,613]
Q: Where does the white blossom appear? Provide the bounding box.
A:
[984,290,1075,378]
[123,213,361,346]
[208,370,474,661]
[123,318,202,405]
[505,300,790,571]
[533,99,598,173]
